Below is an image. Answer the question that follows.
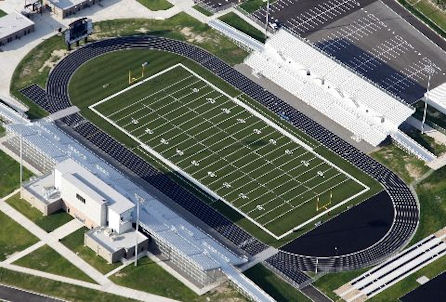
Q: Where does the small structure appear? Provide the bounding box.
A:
[425,82,446,115]
[85,227,148,263]
[43,0,99,19]
[0,12,35,46]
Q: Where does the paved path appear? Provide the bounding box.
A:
[0,192,179,302]
[301,285,333,302]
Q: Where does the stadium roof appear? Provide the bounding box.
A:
[46,0,89,10]
[425,82,446,114]
[0,12,34,40]
[6,120,248,272]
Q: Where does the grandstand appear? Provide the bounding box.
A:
[245,29,436,161]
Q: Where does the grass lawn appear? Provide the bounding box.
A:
[243,264,311,302]
[110,257,247,301]
[14,244,95,283]
[11,13,247,120]
[0,124,5,136]
[369,255,446,301]
[370,143,430,184]
[136,0,173,11]
[0,210,38,261]
[0,268,136,302]
[410,165,446,244]
[5,193,72,232]
[239,0,276,14]
[0,9,6,17]
[219,12,265,42]
[398,0,446,39]
[0,150,33,198]
[60,227,121,274]
[406,128,446,156]
[313,269,368,301]
[192,5,213,16]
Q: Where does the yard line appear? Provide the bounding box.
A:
[108,74,195,118]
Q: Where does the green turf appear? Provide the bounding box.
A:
[68,48,381,245]
[0,268,136,302]
[136,0,173,11]
[192,5,213,17]
[11,13,248,120]
[397,0,446,40]
[219,12,265,42]
[313,268,368,301]
[92,63,368,237]
[239,0,276,14]
[6,193,72,232]
[110,257,247,302]
[14,244,96,283]
[0,9,7,18]
[0,150,33,198]
[369,255,446,302]
[60,227,121,274]
[370,143,430,184]
[0,210,38,261]
[243,264,311,302]
[409,166,446,244]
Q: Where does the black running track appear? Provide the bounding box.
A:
[401,272,446,302]
[21,35,418,284]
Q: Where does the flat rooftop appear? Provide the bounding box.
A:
[0,12,34,40]
[56,159,135,214]
[47,0,90,10]
[86,227,147,253]
[425,82,446,113]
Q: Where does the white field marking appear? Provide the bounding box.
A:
[90,63,369,239]
[120,83,209,128]
[253,169,341,217]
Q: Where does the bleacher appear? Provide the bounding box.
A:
[245,29,415,147]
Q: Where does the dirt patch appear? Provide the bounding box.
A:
[180,27,207,43]
[406,162,424,181]
[38,49,68,73]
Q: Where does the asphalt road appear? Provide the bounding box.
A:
[0,284,62,302]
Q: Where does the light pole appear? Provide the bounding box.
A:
[264,0,270,38]
[134,193,144,266]
[422,64,435,135]
[19,130,23,199]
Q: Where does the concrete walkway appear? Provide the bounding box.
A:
[0,192,179,302]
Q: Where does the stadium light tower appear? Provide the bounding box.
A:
[421,64,435,135]
[134,193,145,267]
[264,0,270,38]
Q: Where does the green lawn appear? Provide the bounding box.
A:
[369,255,446,301]
[313,268,368,301]
[398,0,446,39]
[239,0,276,14]
[410,165,446,244]
[0,9,7,18]
[243,264,311,302]
[136,0,173,11]
[0,150,33,198]
[219,12,265,42]
[14,244,95,283]
[370,143,430,184]
[110,257,247,301]
[0,268,136,302]
[0,210,38,261]
[5,193,72,232]
[192,5,213,17]
[60,227,121,274]
[11,13,247,120]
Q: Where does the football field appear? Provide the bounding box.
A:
[90,63,369,238]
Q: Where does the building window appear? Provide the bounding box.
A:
[76,193,86,203]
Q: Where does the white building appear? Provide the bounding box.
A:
[0,12,35,46]
[54,158,134,234]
